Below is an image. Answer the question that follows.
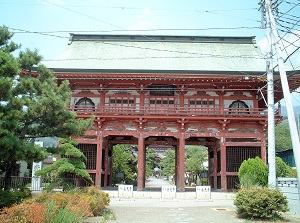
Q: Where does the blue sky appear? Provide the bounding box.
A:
[0,0,268,59]
[1,0,300,105]
[0,1,298,60]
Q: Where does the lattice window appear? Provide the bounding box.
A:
[226,146,261,172]
[217,176,221,189]
[217,151,221,172]
[77,144,97,170]
[228,100,250,114]
[89,173,96,185]
[227,176,239,190]
[109,97,135,106]
[75,97,95,108]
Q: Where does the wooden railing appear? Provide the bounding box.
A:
[69,106,276,118]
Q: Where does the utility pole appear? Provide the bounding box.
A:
[265,0,300,187]
[263,0,276,188]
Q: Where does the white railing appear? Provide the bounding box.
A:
[277,178,300,215]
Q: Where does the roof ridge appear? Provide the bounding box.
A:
[68,33,256,44]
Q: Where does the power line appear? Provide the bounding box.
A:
[0,2,258,13]
[41,0,261,34]
[41,0,124,31]
[278,1,300,18]
[9,27,262,34]
[9,28,68,39]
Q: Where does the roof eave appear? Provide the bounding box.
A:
[42,68,267,76]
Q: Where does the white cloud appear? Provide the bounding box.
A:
[257,30,300,67]
[126,8,155,34]
[258,37,267,54]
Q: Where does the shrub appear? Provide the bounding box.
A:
[276,157,293,177]
[239,173,258,190]
[234,187,289,220]
[0,187,31,209]
[0,187,110,222]
[0,202,45,223]
[45,199,90,223]
[79,186,110,216]
[34,187,110,216]
[289,168,297,178]
[84,186,110,206]
[35,191,93,217]
[238,157,268,187]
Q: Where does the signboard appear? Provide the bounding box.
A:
[118,184,134,200]
[195,186,212,201]
[161,185,176,200]
[31,141,43,191]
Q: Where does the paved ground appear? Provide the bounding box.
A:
[85,178,300,223]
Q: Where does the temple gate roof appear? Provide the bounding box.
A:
[43,34,266,74]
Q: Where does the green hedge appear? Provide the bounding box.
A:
[234,187,289,220]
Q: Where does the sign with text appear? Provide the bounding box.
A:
[118,184,133,199]
[31,141,43,191]
[195,186,212,201]
[161,185,176,199]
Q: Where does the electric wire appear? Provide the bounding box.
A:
[5,1,300,85]
[0,2,258,13]
[9,27,262,34]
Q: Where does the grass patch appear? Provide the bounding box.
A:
[102,209,116,222]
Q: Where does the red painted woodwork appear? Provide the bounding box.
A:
[177,134,186,191]
[137,136,145,190]
[44,70,289,191]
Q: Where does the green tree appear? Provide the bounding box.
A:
[275,122,292,152]
[238,157,268,187]
[161,149,175,179]
[276,156,293,177]
[0,26,93,190]
[145,148,158,179]
[35,138,93,191]
[185,146,208,185]
[112,144,137,185]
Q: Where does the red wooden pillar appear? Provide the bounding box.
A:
[95,132,103,188]
[177,133,185,191]
[174,146,178,185]
[109,149,113,186]
[137,135,145,190]
[179,90,186,109]
[104,146,109,186]
[218,92,224,115]
[99,90,105,112]
[213,148,218,190]
[220,136,227,191]
[139,90,145,110]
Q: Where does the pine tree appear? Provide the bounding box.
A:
[0,26,93,190]
[35,138,93,191]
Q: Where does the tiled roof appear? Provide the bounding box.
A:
[43,34,266,74]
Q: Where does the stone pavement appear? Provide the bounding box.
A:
[86,196,300,223]
[85,191,300,223]
[85,178,300,223]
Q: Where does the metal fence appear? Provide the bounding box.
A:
[0,176,91,191]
